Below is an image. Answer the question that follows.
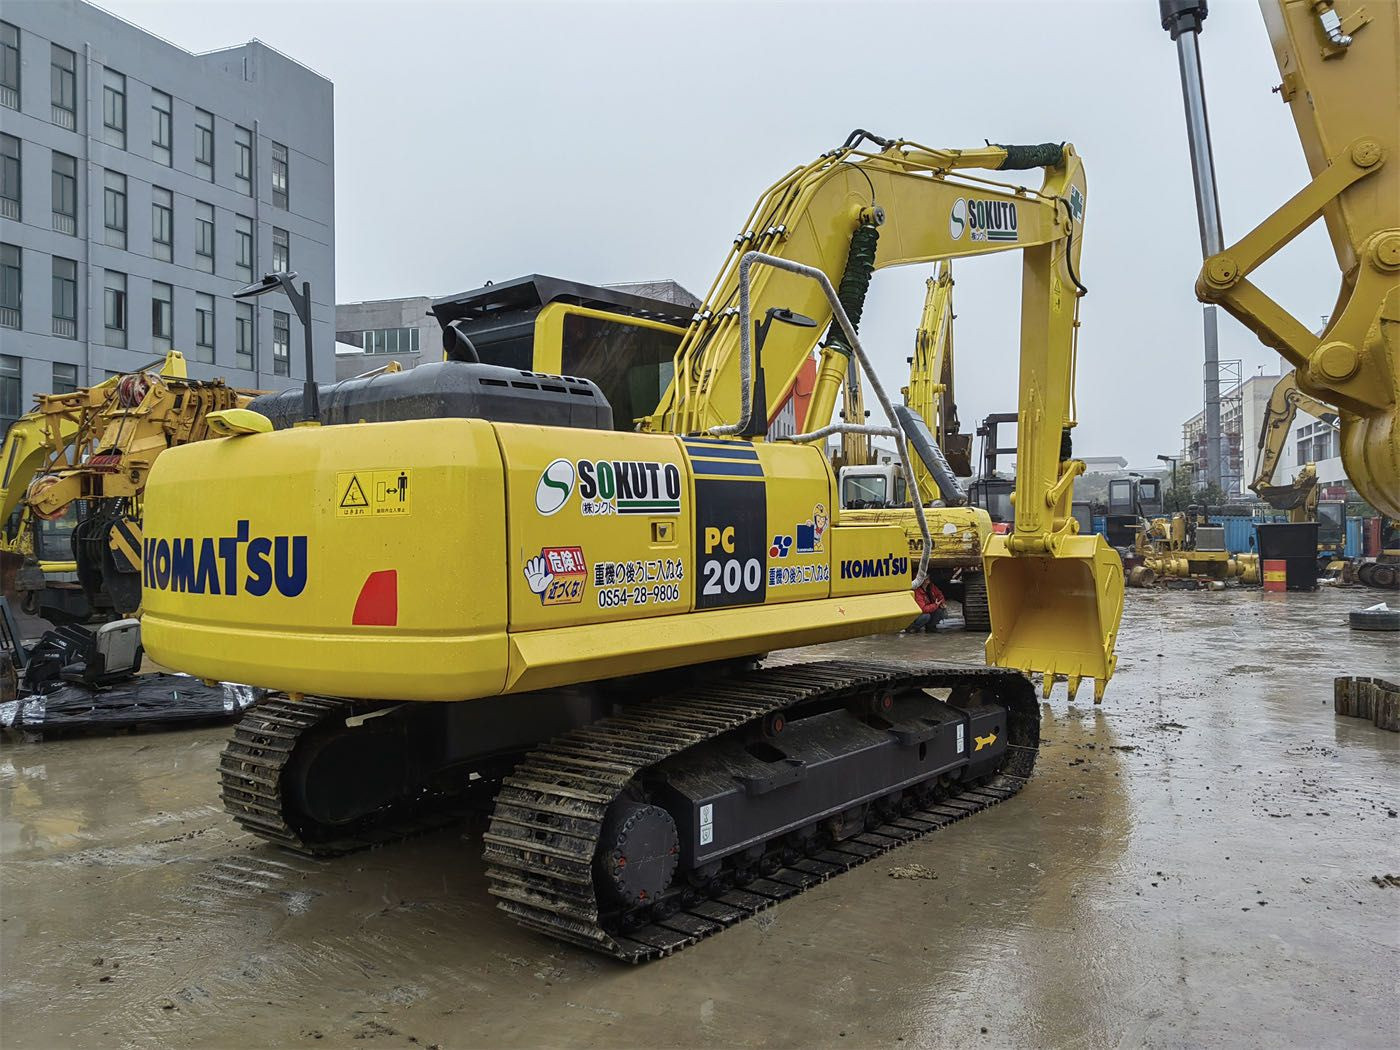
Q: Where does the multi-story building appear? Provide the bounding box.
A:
[0,0,334,434]
[1180,373,1280,497]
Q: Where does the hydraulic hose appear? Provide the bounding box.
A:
[824,222,881,358]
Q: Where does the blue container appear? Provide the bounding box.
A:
[1092,515,1107,538]
[1221,516,1259,554]
[1345,517,1361,559]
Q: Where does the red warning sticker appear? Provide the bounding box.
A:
[524,546,587,606]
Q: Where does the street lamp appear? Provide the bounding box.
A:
[233,271,319,423]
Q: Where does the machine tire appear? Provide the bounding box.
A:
[962,572,991,632]
[1349,608,1400,632]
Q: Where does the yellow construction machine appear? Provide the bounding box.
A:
[25,351,251,619]
[837,262,996,629]
[141,132,1121,961]
[1165,0,1399,521]
[1,411,81,614]
[1250,369,1339,521]
[1131,511,1257,584]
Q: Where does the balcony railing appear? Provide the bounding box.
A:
[0,306,19,330]
[53,213,76,235]
[0,197,17,221]
[52,317,76,339]
[52,106,75,130]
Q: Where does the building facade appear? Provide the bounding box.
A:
[0,0,334,434]
[334,295,436,379]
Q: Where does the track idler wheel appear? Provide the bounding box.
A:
[595,801,679,907]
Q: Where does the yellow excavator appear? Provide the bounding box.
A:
[1249,368,1339,521]
[141,133,1122,961]
[24,351,251,619]
[837,262,995,629]
[1164,0,1398,523]
[1,411,80,614]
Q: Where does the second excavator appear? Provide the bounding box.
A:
[140,132,1122,961]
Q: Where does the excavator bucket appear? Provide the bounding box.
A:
[982,533,1124,702]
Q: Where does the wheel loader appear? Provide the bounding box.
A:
[141,133,1123,960]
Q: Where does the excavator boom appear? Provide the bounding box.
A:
[640,135,1121,697]
[1192,1,1399,517]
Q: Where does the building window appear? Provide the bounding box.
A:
[195,292,215,362]
[104,270,126,348]
[0,134,18,221]
[235,215,254,281]
[151,89,172,167]
[273,310,290,376]
[236,301,254,367]
[194,108,214,182]
[52,152,78,235]
[52,362,79,395]
[51,44,77,129]
[272,226,290,273]
[152,280,172,352]
[0,356,20,436]
[52,257,77,339]
[152,186,173,262]
[102,68,126,149]
[104,170,127,249]
[234,125,253,195]
[359,327,422,355]
[0,243,19,330]
[271,142,288,209]
[0,22,19,111]
[194,201,215,273]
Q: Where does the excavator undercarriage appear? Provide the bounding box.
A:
[222,660,1036,961]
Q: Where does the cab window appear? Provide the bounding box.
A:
[842,474,887,508]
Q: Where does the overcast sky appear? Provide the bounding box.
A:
[101,0,1334,466]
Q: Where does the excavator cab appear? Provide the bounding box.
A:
[429,275,695,430]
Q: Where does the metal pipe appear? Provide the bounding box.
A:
[1170,21,1225,491]
[717,250,933,586]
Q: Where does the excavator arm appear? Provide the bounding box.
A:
[645,133,1122,699]
[1194,1,1399,517]
[1250,368,1338,517]
[904,261,957,503]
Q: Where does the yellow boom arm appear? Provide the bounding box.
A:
[1250,368,1338,517]
[645,134,1122,699]
[904,262,957,503]
[1196,1,1399,517]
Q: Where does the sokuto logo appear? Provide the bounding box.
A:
[535,458,575,516]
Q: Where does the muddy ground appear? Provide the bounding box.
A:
[2,586,1397,1049]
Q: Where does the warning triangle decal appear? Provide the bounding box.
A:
[339,474,369,509]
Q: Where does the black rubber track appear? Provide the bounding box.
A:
[961,572,991,632]
[483,659,1037,962]
[219,697,478,855]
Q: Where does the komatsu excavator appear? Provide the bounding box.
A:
[141,133,1122,961]
[1167,0,1399,521]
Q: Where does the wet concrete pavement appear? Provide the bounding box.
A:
[2,587,1397,1049]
